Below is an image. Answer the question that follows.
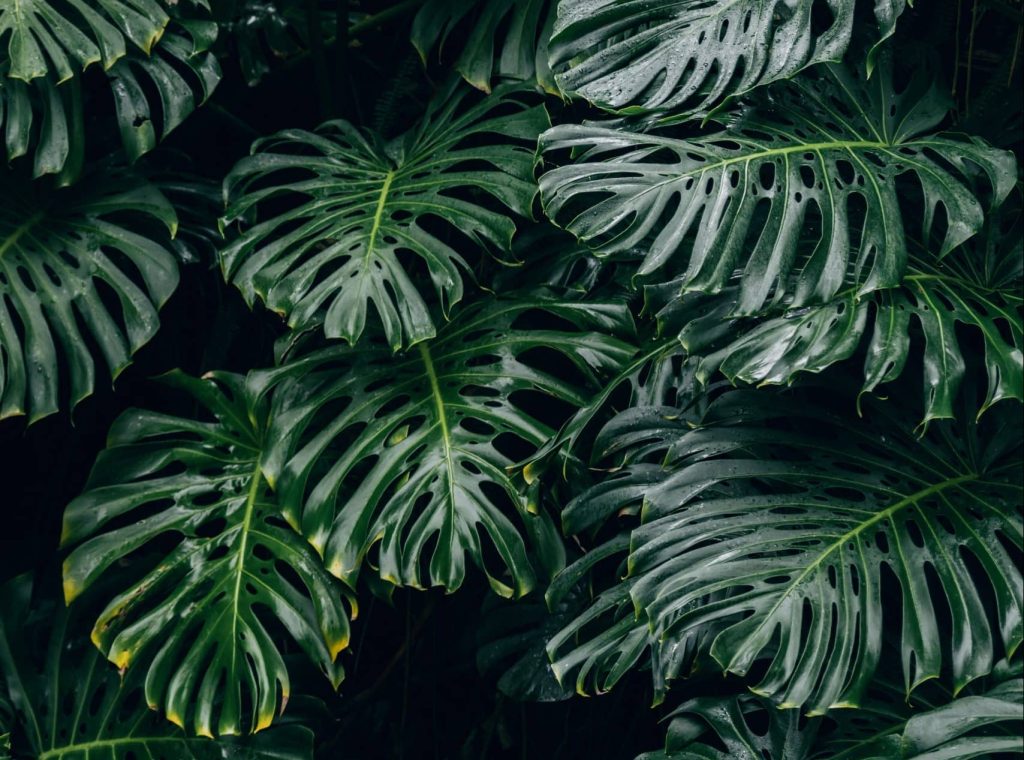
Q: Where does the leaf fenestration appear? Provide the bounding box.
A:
[221,81,549,351]
[61,372,353,737]
[250,295,636,598]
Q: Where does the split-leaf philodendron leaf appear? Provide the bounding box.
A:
[0,575,315,758]
[411,0,556,93]
[548,0,909,117]
[0,1,219,178]
[60,372,354,737]
[248,294,636,598]
[221,81,549,351]
[0,168,179,422]
[540,62,1016,316]
[550,387,1023,713]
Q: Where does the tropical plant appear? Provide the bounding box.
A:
[0,0,1021,759]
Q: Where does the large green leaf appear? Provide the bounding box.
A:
[61,372,354,737]
[411,0,556,93]
[248,294,636,598]
[640,669,1024,759]
[548,0,908,117]
[549,387,1023,713]
[540,63,1016,316]
[107,20,221,162]
[221,81,549,350]
[0,2,218,178]
[673,207,1023,424]
[0,576,314,758]
[0,167,179,422]
[0,0,170,83]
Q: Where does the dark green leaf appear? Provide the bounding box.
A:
[551,388,1023,712]
[221,81,549,350]
[411,0,556,93]
[540,63,1015,315]
[60,372,354,737]
[0,575,314,758]
[0,167,178,422]
[250,294,636,598]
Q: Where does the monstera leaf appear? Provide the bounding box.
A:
[0,0,170,83]
[540,63,1016,316]
[673,207,1023,424]
[549,387,1023,713]
[0,1,219,178]
[221,81,549,350]
[640,671,1024,759]
[247,294,636,598]
[548,0,908,117]
[0,693,9,760]
[0,576,314,758]
[61,372,354,737]
[0,167,179,422]
[411,0,556,92]
[107,20,221,162]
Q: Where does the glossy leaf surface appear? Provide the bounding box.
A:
[550,388,1023,712]
[0,168,178,422]
[61,372,353,737]
[221,82,549,350]
[549,0,909,116]
[541,64,1016,315]
[0,576,314,758]
[250,295,636,597]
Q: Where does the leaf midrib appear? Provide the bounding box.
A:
[418,342,457,554]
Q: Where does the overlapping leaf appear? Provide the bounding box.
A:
[221,81,549,350]
[61,372,354,737]
[549,0,908,117]
[0,576,314,758]
[540,63,1016,316]
[0,1,219,178]
[411,0,556,92]
[662,201,1023,424]
[249,295,636,598]
[0,167,179,422]
[550,387,1023,713]
[640,670,1024,759]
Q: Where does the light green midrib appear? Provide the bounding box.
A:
[226,458,264,718]
[363,170,395,269]
[418,343,458,545]
[38,735,195,759]
[0,212,44,261]
[719,472,979,671]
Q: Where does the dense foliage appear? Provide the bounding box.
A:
[1,0,1022,758]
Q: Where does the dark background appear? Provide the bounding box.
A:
[2,0,1021,757]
